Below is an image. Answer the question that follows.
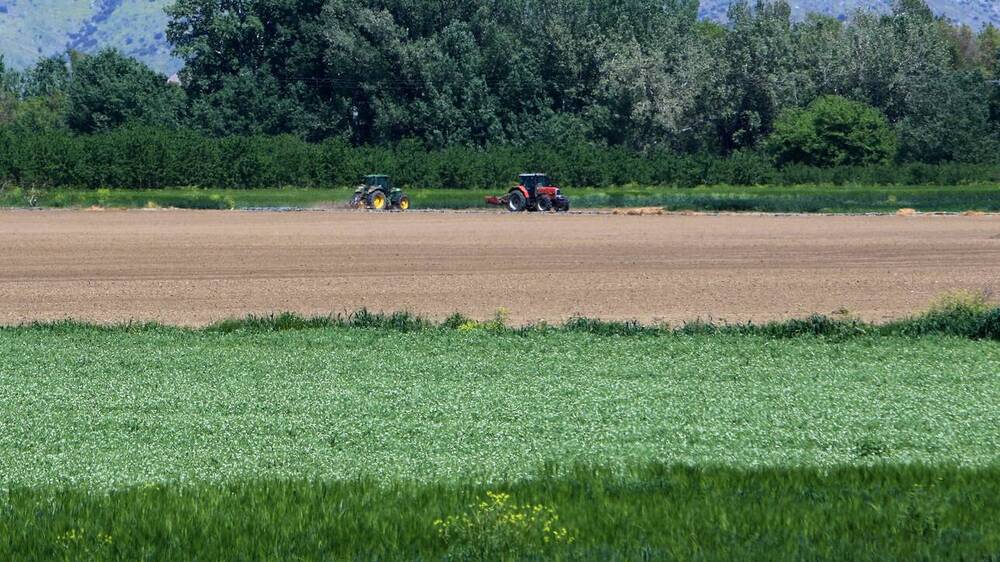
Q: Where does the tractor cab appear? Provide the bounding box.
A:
[365,175,391,191]
[518,173,549,196]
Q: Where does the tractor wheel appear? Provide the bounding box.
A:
[397,195,410,211]
[368,190,388,211]
[350,193,364,209]
[534,196,553,212]
[506,190,527,212]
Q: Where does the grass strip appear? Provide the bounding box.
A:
[2,184,999,212]
[8,296,999,341]
[3,464,999,561]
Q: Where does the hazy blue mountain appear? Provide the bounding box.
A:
[1,0,998,74]
[0,0,176,73]
[700,0,1000,28]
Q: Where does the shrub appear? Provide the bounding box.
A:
[563,317,663,336]
[887,290,998,338]
[345,309,430,332]
[1,125,999,189]
[753,314,869,338]
[974,308,1000,340]
[207,313,337,333]
[769,96,897,167]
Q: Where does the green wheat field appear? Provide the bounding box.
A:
[1,303,999,560]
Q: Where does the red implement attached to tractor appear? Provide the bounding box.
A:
[486,173,570,213]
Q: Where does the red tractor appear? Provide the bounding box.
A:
[486,173,570,213]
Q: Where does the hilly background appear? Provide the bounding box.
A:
[1,0,999,74]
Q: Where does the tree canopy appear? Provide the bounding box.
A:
[769,96,896,166]
[1,0,998,164]
[65,49,184,134]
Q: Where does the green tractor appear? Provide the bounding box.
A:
[350,175,410,211]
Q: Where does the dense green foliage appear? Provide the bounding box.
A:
[65,50,184,133]
[1,0,998,190]
[2,125,1000,190]
[154,0,1000,155]
[768,96,897,166]
[4,465,1000,561]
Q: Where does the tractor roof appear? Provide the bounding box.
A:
[520,173,546,177]
[365,174,389,179]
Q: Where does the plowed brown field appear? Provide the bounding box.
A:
[2,209,999,326]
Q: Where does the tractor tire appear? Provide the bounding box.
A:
[534,196,553,212]
[396,195,410,211]
[368,190,388,211]
[349,193,364,209]
[506,190,527,212]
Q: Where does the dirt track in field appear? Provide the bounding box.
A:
[1,209,999,326]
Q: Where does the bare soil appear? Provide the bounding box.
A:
[2,209,999,326]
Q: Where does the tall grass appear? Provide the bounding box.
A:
[3,464,999,561]
[3,184,1000,212]
[18,298,990,341]
[884,290,1000,338]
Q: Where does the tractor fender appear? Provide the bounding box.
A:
[510,186,530,199]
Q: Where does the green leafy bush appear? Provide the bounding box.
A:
[975,308,1000,340]
[2,125,1000,190]
[769,96,897,167]
[887,290,1000,340]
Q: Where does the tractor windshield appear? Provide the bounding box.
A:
[519,175,548,190]
[366,176,390,190]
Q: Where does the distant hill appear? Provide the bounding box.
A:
[700,0,1000,28]
[0,0,176,73]
[1,0,998,74]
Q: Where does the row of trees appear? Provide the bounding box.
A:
[1,0,999,171]
[2,126,998,189]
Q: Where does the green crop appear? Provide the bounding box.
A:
[2,327,999,489]
[1,324,999,559]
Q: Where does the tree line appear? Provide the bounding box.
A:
[0,0,999,189]
[2,125,998,189]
